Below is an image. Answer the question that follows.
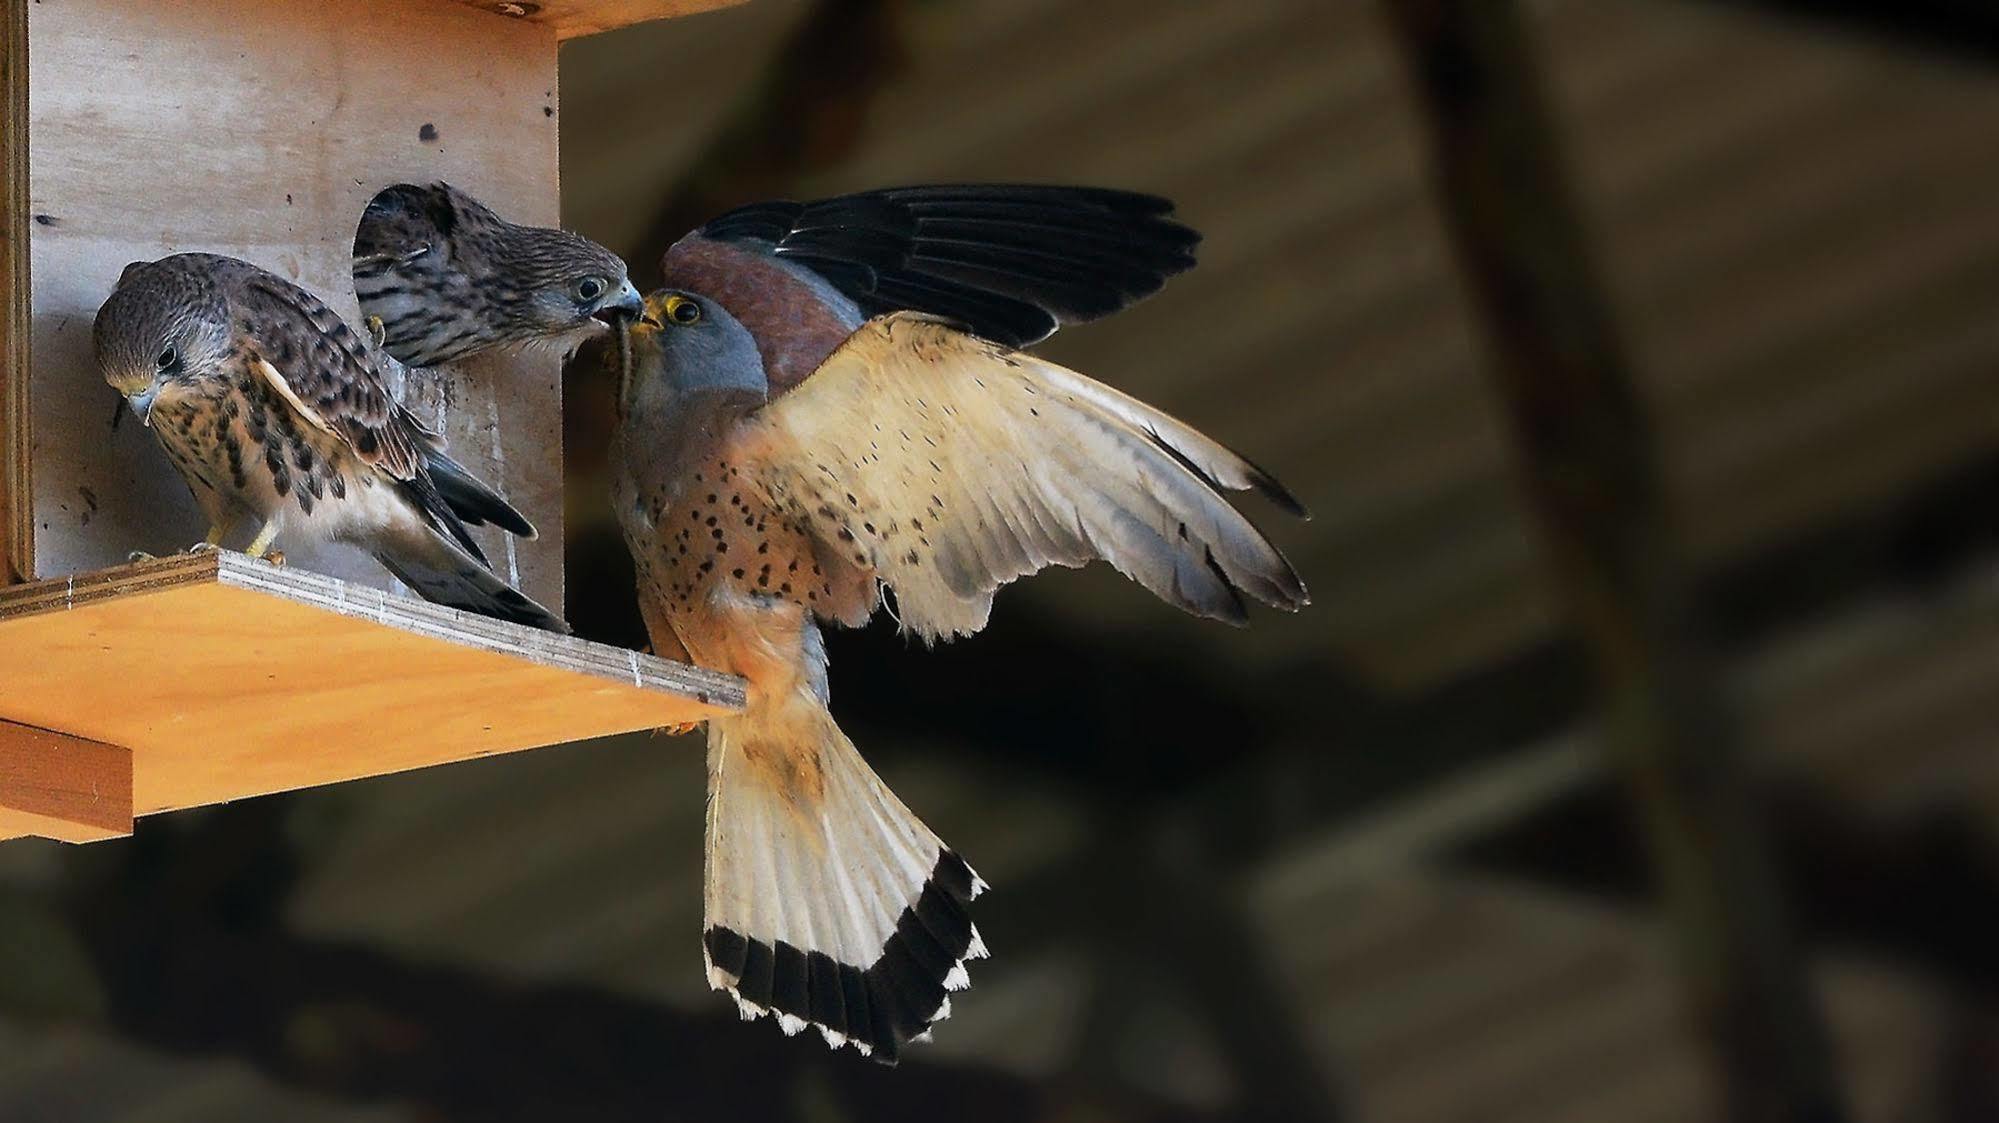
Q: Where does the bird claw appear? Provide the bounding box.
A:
[126,550,156,564]
[186,541,221,555]
[364,314,388,350]
[652,721,703,738]
[260,549,287,568]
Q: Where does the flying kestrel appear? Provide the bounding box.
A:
[94,252,563,631]
[612,185,1307,1061]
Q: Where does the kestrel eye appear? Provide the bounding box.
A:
[669,297,702,325]
[156,347,177,370]
[575,277,605,302]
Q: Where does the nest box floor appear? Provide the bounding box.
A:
[0,552,742,842]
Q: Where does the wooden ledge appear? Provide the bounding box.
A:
[0,553,742,842]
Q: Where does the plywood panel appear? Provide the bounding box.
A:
[453,0,745,40]
[26,0,564,611]
[0,552,742,831]
[0,721,131,842]
[0,0,27,585]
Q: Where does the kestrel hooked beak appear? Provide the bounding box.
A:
[593,278,645,327]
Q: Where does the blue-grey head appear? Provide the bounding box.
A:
[93,254,238,427]
[618,289,770,423]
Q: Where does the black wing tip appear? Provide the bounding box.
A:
[698,183,1200,342]
[1248,465,1310,521]
[488,585,572,633]
[466,500,536,540]
[705,852,985,1064]
[426,451,539,539]
[399,477,488,564]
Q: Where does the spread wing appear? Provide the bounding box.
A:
[693,185,1202,348]
[736,313,1307,641]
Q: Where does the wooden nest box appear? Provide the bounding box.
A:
[0,0,746,843]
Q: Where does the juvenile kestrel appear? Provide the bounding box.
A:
[612,185,1307,1061]
[353,181,643,367]
[94,253,564,631]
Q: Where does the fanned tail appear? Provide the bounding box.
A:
[702,692,985,1064]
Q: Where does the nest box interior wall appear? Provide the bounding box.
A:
[10,0,568,606]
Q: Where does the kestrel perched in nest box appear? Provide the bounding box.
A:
[94,253,563,631]
[353,181,644,367]
[612,185,1308,1062]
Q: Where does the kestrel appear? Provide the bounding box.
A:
[94,252,564,631]
[612,185,1307,1061]
[353,181,643,367]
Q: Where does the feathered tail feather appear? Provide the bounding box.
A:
[702,689,984,1063]
[374,523,567,633]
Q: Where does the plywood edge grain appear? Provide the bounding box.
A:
[0,552,746,709]
[0,720,132,843]
[0,0,29,586]
[449,0,745,40]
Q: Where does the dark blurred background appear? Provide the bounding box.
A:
[5,0,1999,1119]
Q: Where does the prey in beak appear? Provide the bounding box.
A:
[593,278,645,328]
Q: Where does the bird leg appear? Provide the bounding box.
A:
[187,517,237,555]
[244,519,286,567]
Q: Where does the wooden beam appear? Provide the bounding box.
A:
[0,720,132,843]
[1380,3,1847,1121]
[0,0,27,586]
[0,552,742,838]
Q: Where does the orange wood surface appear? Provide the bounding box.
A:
[0,553,742,839]
[0,721,132,843]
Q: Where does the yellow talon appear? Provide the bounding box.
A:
[365,314,388,350]
[244,518,282,561]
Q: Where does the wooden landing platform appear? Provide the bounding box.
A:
[0,552,742,842]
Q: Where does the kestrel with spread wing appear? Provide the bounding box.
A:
[612,185,1307,1061]
[94,252,564,631]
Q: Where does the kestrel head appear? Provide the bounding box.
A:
[618,289,766,418]
[94,254,237,427]
[353,181,642,367]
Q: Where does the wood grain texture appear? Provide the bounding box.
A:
[0,720,131,843]
[451,0,745,40]
[0,552,742,833]
[0,0,26,586]
[26,0,563,608]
